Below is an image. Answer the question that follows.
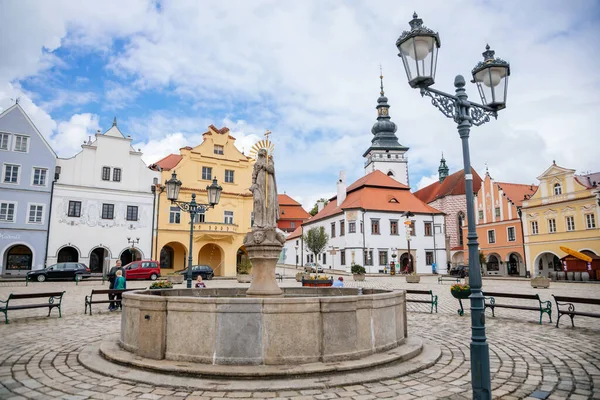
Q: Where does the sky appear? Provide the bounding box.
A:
[1,0,599,210]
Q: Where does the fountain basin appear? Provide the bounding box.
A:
[120,288,407,366]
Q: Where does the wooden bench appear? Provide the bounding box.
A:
[0,291,65,324]
[84,288,143,315]
[275,273,283,282]
[406,289,438,314]
[553,295,600,328]
[483,292,551,325]
[438,275,461,284]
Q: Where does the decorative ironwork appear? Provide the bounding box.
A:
[396,12,441,47]
[471,44,511,76]
[420,87,497,127]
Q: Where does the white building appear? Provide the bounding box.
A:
[285,170,447,274]
[46,119,160,273]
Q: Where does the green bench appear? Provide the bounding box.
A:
[438,275,461,284]
[553,295,600,328]
[0,291,65,324]
[85,288,143,315]
[406,289,438,313]
[484,292,551,325]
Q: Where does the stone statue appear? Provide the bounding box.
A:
[249,148,279,230]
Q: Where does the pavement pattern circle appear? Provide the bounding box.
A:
[0,275,599,399]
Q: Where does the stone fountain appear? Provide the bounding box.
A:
[92,140,437,387]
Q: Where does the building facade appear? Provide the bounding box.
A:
[0,104,57,275]
[521,163,600,278]
[152,125,253,277]
[413,157,482,268]
[285,170,447,274]
[277,194,310,233]
[463,170,537,277]
[46,120,159,273]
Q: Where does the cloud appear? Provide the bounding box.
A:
[52,113,101,156]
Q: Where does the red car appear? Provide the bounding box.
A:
[124,260,161,280]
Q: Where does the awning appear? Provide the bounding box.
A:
[560,246,592,262]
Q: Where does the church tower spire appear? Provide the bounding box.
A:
[438,153,449,183]
[363,68,410,186]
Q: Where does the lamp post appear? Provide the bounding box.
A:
[127,237,140,263]
[395,13,510,400]
[402,212,415,273]
[165,172,223,288]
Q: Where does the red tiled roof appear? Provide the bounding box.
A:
[286,226,303,241]
[151,154,182,171]
[414,169,483,204]
[307,171,441,224]
[280,205,311,220]
[202,125,236,140]
[575,172,600,189]
[278,194,301,206]
[496,182,538,207]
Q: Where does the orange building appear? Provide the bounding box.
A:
[464,170,537,277]
[277,194,310,233]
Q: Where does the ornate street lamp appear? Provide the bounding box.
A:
[165,172,223,288]
[127,237,140,262]
[396,13,511,400]
[402,211,415,273]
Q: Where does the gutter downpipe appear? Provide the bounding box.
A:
[518,207,527,276]
[431,212,437,266]
[44,167,60,267]
[153,165,163,261]
[362,209,366,268]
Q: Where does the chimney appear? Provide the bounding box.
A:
[337,170,347,207]
[317,200,325,212]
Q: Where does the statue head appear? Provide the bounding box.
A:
[257,148,267,159]
[253,230,266,244]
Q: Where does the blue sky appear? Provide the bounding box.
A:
[1,0,599,209]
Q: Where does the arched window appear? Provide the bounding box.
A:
[457,212,465,246]
[553,183,562,195]
[387,171,394,177]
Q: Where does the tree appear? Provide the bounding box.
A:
[303,226,329,264]
[309,198,330,216]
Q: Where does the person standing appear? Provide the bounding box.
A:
[107,260,124,311]
[113,270,127,311]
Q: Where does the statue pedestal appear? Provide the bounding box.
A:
[245,243,283,297]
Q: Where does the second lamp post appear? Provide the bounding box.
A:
[165,172,223,288]
[395,12,510,400]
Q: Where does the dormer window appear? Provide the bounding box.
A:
[553,183,562,195]
[214,145,224,155]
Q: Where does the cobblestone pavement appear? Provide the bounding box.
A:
[0,276,599,399]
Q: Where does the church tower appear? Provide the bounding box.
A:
[363,72,410,186]
[438,153,449,183]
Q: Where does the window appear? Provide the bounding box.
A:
[14,135,28,152]
[101,204,114,219]
[364,249,373,266]
[349,222,356,233]
[409,220,416,236]
[507,227,516,242]
[565,216,575,232]
[202,167,212,180]
[169,206,181,224]
[194,211,205,223]
[548,218,556,233]
[291,221,296,229]
[390,220,398,235]
[0,133,9,150]
[340,250,346,266]
[126,206,138,221]
[487,230,496,244]
[371,219,380,234]
[478,210,484,220]
[378,250,388,266]
[585,213,596,229]
[68,201,81,217]
[214,145,224,155]
[531,221,539,235]
[102,167,110,181]
[360,220,364,233]
[224,169,234,183]
[113,168,122,182]
[4,164,19,183]
[322,252,326,264]
[495,207,500,218]
[457,212,464,246]
[425,251,434,266]
[224,211,234,224]
[32,168,47,186]
[331,222,336,237]
[553,183,562,195]
[0,202,16,222]
[28,204,43,224]
[340,220,345,236]
[424,222,432,236]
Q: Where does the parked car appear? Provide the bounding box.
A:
[304,263,324,273]
[450,264,469,278]
[27,262,91,282]
[124,260,161,280]
[177,265,214,280]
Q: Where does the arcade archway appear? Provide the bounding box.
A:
[57,246,79,263]
[198,243,224,276]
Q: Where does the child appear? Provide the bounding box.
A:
[195,275,206,288]
[112,269,126,311]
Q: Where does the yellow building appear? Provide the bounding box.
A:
[150,125,253,276]
[522,162,600,277]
